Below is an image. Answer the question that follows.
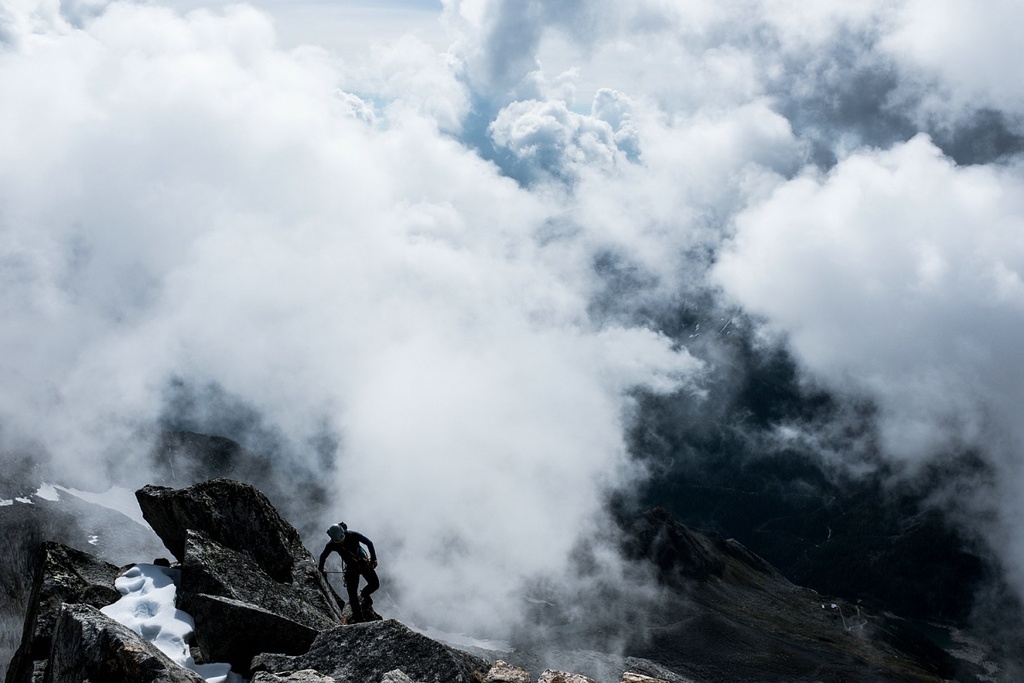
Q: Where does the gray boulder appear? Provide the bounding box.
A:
[251,619,490,683]
[5,543,121,683]
[250,671,335,683]
[178,528,340,632]
[483,660,532,683]
[45,604,204,683]
[379,670,419,683]
[338,599,383,625]
[187,593,319,674]
[135,479,313,585]
[621,659,697,683]
[621,676,670,683]
[538,671,597,683]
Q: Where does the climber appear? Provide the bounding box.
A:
[318,522,379,622]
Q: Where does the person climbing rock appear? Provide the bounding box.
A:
[318,522,379,622]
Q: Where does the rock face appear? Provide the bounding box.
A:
[136,480,312,585]
[178,528,338,634]
[187,593,319,672]
[4,543,122,683]
[620,659,695,683]
[250,671,335,683]
[538,671,597,683]
[620,675,669,683]
[7,477,497,683]
[136,480,343,674]
[624,507,785,588]
[47,604,205,683]
[618,508,962,683]
[483,660,532,683]
[252,619,491,683]
[0,473,169,681]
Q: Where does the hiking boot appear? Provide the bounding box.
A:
[360,593,373,608]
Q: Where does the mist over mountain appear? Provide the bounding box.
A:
[12,477,1004,683]
[2,0,1024,677]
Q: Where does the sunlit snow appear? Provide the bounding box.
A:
[34,483,60,501]
[31,482,152,528]
[101,564,243,683]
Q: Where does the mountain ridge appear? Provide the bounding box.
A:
[5,475,1005,682]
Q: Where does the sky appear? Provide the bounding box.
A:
[2,0,1024,645]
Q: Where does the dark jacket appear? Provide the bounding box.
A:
[318,531,376,571]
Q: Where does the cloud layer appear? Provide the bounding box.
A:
[715,133,1024,596]
[2,0,1024,641]
[0,0,700,637]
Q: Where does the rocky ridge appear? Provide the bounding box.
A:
[3,477,999,683]
[4,479,667,683]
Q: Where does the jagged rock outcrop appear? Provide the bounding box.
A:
[620,658,694,683]
[8,478,418,683]
[538,671,597,683]
[620,675,668,683]
[47,604,204,683]
[178,528,338,631]
[251,619,491,683]
[136,479,313,585]
[4,543,122,683]
[136,480,343,673]
[187,593,320,673]
[379,671,418,683]
[483,660,532,683]
[250,670,335,683]
[9,475,993,683]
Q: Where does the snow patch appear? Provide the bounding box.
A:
[101,564,243,683]
[55,484,152,528]
[34,483,60,501]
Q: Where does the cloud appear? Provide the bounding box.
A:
[339,33,468,132]
[0,0,701,640]
[714,133,1024,595]
[446,0,1024,624]
[444,0,599,95]
[4,0,1024,648]
[882,0,1024,118]
[488,96,629,183]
